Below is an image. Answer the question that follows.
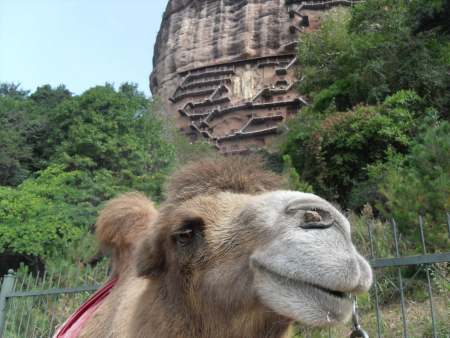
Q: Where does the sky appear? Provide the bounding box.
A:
[0,0,168,96]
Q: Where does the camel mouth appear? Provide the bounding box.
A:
[253,262,350,300]
[251,260,353,326]
[313,284,348,299]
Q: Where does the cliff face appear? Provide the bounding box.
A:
[151,0,297,94]
[150,0,357,153]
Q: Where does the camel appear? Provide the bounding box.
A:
[77,157,372,338]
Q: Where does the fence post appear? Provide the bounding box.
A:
[0,269,15,338]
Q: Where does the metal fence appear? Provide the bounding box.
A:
[1,214,449,338]
[0,263,109,338]
[362,214,450,338]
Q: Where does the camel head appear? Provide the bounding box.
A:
[135,157,372,334]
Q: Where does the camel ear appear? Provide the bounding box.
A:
[135,229,166,278]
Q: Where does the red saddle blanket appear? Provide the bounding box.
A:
[53,277,118,338]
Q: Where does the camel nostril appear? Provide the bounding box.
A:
[300,209,334,229]
[304,210,322,223]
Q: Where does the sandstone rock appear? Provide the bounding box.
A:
[150,0,359,154]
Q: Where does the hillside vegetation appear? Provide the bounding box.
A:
[285,2,450,335]
[0,83,211,274]
[281,0,450,251]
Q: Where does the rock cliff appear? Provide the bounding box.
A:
[150,0,359,153]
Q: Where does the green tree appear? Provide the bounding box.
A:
[409,0,450,34]
[282,91,419,205]
[0,83,29,98]
[0,83,74,184]
[282,154,313,193]
[0,166,85,259]
[371,122,450,250]
[297,1,450,116]
[0,95,34,185]
[45,84,175,199]
[30,84,72,109]
[285,0,449,210]
[0,82,180,266]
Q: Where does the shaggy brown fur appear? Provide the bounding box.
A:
[164,156,283,205]
[95,192,157,276]
[78,157,292,338]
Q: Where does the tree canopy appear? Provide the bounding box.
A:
[0,83,181,263]
[282,0,449,249]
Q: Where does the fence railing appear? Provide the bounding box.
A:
[0,263,109,338]
[363,215,450,338]
[1,213,449,338]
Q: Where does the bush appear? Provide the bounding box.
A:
[282,92,418,205]
[0,166,85,259]
[282,155,313,193]
[0,83,182,267]
[372,122,450,250]
[297,0,450,116]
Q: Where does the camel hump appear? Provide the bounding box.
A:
[96,192,158,276]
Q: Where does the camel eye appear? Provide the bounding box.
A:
[172,217,205,246]
[173,229,194,246]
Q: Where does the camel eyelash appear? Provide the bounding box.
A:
[172,217,205,245]
[172,229,193,236]
[171,229,195,246]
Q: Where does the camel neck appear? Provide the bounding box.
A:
[132,282,292,338]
